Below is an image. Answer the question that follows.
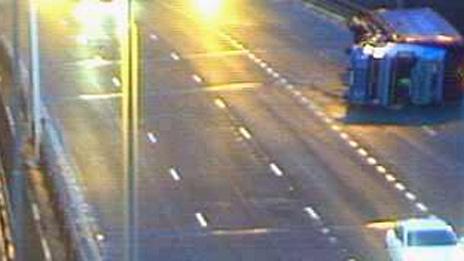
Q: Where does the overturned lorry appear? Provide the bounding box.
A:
[345,8,464,107]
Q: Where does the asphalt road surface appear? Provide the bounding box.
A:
[5,0,464,260]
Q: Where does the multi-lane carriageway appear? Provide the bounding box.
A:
[3,0,464,260]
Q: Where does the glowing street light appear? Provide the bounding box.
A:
[194,0,224,20]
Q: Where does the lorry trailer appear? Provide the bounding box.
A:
[346,8,464,107]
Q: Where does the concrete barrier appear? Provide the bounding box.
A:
[0,36,102,261]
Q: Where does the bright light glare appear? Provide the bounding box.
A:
[74,1,128,25]
[39,0,72,18]
[194,0,224,19]
[73,0,129,41]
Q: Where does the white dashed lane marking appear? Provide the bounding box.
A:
[405,192,417,201]
[112,77,121,87]
[170,52,181,61]
[395,182,406,191]
[41,238,52,261]
[192,74,203,83]
[376,165,387,174]
[357,148,368,157]
[321,227,330,235]
[416,202,429,212]
[32,203,40,221]
[150,34,158,41]
[238,127,252,140]
[96,233,105,242]
[347,140,358,148]
[366,157,378,165]
[421,126,438,136]
[269,163,284,177]
[169,168,181,181]
[147,132,158,144]
[330,124,341,131]
[304,207,321,221]
[214,98,227,109]
[385,174,397,182]
[195,212,208,228]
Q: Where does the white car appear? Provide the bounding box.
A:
[386,217,464,261]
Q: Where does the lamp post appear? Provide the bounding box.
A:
[122,0,139,260]
[28,0,42,161]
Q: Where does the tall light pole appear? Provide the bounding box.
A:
[28,0,42,160]
[122,0,139,260]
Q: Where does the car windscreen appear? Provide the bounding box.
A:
[407,230,458,246]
